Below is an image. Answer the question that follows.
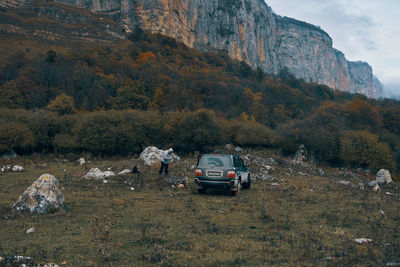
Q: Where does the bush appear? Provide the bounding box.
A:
[179,110,223,153]
[72,110,163,155]
[0,122,34,153]
[274,119,341,164]
[340,130,396,171]
[232,120,273,147]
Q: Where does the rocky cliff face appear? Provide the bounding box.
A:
[49,0,381,98]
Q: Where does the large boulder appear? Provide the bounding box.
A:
[13,174,64,214]
[12,165,25,172]
[84,168,115,179]
[375,169,392,184]
[139,146,180,166]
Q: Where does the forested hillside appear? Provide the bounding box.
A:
[0,31,399,175]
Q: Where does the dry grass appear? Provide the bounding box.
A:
[0,150,399,266]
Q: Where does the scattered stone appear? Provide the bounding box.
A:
[315,168,325,176]
[167,176,188,187]
[103,180,108,184]
[38,163,48,169]
[118,169,131,176]
[77,158,85,165]
[339,180,351,186]
[224,144,234,150]
[386,263,400,266]
[298,172,309,176]
[234,146,243,152]
[139,146,180,166]
[353,238,373,244]
[26,227,35,234]
[376,169,392,185]
[190,165,196,169]
[368,180,378,187]
[257,174,276,181]
[84,168,115,179]
[177,184,185,190]
[13,174,64,214]
[271,183,280,186]
[12,165,25,172]
[130,187,135,191]
[379,210,385,216]
[1,165,12,172]
[0,256,33,265]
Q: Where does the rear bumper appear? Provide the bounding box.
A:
[194,177,235,189]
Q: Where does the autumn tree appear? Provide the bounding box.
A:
[340,130,395,171]
[46,94,75,115]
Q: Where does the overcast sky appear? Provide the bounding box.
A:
[265,0,400,98]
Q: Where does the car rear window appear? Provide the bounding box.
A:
[198,155,232,168]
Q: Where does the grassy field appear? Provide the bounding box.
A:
[1,149,400,266]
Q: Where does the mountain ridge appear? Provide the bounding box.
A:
[0,0,384,98]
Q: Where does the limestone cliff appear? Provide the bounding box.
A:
[49,0,382,98]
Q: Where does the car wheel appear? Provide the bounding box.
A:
[231,179,241,196]
[242,175,251,189]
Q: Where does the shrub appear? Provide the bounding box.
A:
[73,110,162,155]
[0,122,34,153]
[340,130,396,171]
[179,110,223,153]
[73,111,132,155]
[232,120,273,147]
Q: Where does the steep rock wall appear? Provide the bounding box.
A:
[53,0,381,98]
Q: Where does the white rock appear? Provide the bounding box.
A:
[234,146,243,152]
[130,187,135,191]
[353,238,373,244]
[139,146,180,166]
[118,169,131,175]
[177,184,185,189]
[271,183,280,186]
[77,158,85,165]
[26,227,35,234]
[13,174,64,214]
[376,169,392,184]
[103,180,108,184]
[339,180,351,186]
[84,168,115,179]
[12,165,25,172]
[224,144,234,150]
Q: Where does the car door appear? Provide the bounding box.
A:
[239,157,249,183]
[233,156,246,184]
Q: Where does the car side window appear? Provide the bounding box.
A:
[233,157,240,168]
[239,158,245,168]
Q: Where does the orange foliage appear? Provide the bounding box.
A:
[136,51,156,64]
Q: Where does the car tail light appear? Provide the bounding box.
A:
[195,169,203,176]
[226,171,235,178]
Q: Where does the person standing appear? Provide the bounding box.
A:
[159,148,173,176]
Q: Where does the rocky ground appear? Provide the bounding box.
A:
[0,146,399,266]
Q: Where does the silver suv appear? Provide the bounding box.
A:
[194,154,251,195]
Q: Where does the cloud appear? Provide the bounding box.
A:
[266,0,400,96]
[267,0,378,58]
